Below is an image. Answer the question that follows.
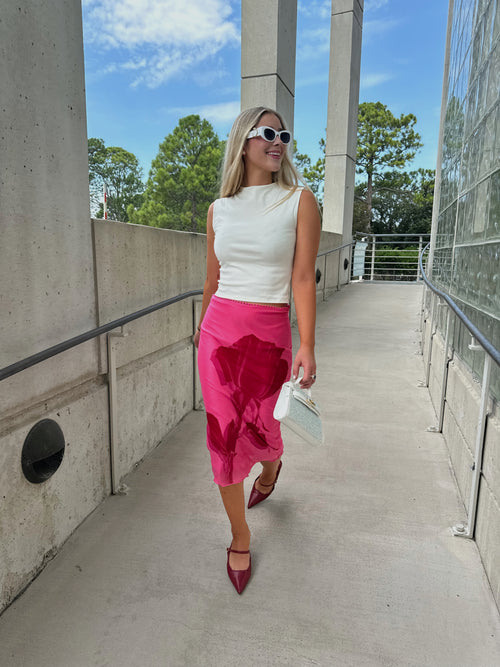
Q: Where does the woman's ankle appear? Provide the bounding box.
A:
[231,526,251,548]
[259,459,280,486]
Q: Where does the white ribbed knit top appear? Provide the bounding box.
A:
[213,183,303,303]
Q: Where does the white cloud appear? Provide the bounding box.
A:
[297,27,330,60]
[83,0,238,49]
[361,72,394,88]
[82,0,239,87]
[298,1,330,19]
[169,101,240,125]
[364,0,390,12]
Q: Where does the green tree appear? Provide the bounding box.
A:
[356,102,423,227]
[88,137,107,215]
[369,168,435,234]
[352,183,371,234]
[88,139,144,222]
[129,115,223,233]
[294,139,325,208]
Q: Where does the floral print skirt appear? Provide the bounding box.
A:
[198,295,292,486]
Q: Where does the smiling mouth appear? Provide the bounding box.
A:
[267,151,282,159]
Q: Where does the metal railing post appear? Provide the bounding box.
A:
[323,254,328,301]
[453,353,492,538]
[107,328,129,495]
[417,236,423,281]
[370,237,376,281]
[428,308,454,432]
[421,292,437,388]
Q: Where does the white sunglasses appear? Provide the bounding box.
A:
[247,126,292,144]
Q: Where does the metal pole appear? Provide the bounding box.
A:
[417,236,423,281]
[323,255,328,301]
[107,329,128,494]
[103,182,108,220]
[422,293,437,387]
[370,236,376,281]
[453,353,492,538]
[428,308,453,432]
[336,249,341,291]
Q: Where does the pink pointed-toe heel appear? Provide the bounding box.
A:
[227,546,252,594]
[247,460,282,509]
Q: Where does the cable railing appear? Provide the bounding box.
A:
[418,243,500,541]
[353,233,431,282]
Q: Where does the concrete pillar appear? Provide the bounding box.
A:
[241,0,297,131]
[323,0,363,239]
[0,0,96,381]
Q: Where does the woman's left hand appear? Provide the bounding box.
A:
[292,345,316,389]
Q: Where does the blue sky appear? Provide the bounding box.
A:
[82,0,449,182]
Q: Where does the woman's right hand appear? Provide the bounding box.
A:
[193,329,201,348]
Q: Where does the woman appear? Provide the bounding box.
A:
[194,106,321,594]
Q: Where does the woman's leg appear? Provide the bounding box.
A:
[255,458,282,494]
[219,481,251,570]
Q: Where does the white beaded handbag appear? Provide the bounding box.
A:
[273,379,324,445]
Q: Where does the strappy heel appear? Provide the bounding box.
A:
[227,546,252,594]
[247,460,282,509]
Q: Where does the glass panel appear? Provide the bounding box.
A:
[479,241,500,314]
[486,42,499,110]
[487,169,500,238]
[480,110,495,176]
[473,177,490,240]
[438,0,500,402]
[494,0,500,40]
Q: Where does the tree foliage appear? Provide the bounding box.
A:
[294,139,325,208]
[128,115,223,233]
[88,138,144,221]
[356,102,423,226]
[353,168,435,235]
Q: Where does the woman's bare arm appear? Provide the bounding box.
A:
[193,203,219,348]
[291,189,321,387]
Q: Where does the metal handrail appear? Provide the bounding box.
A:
[0,289,204,382]
[419,243,500,367]
[1,241,355,383]
[317,240,355,257]
[419,242,499,541]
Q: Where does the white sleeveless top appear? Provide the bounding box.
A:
[213,183,303,303]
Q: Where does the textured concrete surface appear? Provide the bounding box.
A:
[0,284,499,666]
[323,0,362,237]
[0,0,96,379]
[241,0,297,130]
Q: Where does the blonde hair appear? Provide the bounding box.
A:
[219,106,305,199]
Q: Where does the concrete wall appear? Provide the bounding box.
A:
[0,220,206,615]
[92,220,206,482]
[421,308,500,610]
[0,0,103,614]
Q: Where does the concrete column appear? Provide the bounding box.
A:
[0,0,96,382]
[323,0,363,239]
[241,0,297,131]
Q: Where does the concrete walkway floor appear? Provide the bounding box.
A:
[1,284,499,666]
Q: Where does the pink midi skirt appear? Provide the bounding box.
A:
[197,295,292,486]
